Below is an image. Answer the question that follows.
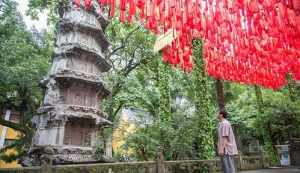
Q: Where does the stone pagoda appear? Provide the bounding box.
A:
[25,1,112,165]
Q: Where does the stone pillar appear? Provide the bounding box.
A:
[56,121,66,146]
[105,135,113,158]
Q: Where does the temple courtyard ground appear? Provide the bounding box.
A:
[240,168,300,173]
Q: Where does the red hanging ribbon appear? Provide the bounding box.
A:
[78,0,300,89]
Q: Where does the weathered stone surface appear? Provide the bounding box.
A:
[60,8,110,51]
[53,47,111,72]
[3,156,268,173]
[26,0,112,166]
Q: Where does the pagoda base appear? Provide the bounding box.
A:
[20,145,113,167]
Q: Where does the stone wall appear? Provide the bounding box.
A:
[0,156,264,173]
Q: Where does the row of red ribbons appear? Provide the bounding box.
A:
[75,0,300,89]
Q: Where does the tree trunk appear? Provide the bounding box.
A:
[215,79,226,111]
[158,58,171,122]
[192,39,215,159]
[267,122,280,163]
[157,56,171,152]
[287,74,297,102]
[254,86,264,114]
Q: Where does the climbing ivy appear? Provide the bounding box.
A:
[158,59,171,122]
[286,74,297,102]
[157,57,172,155]
[254,86,279,165]
[191,39,215,160]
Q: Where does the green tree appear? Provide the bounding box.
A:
[226,84,300,165]
[102,20,157,122]
[117,57,200,161]
[0,0,51,162]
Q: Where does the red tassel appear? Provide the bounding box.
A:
[293,0,300,10]
[84,0,92,9]
[120,0,126,22]
[98,0,106,6]
[120,0,126,10]
[89,0,300,89]
[109,0,115,16]
[128,0,136,23]
[137,0,144,9]
[75,0,81,8]
[120,11,126,22]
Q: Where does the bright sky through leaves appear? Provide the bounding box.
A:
[16,0,47,31]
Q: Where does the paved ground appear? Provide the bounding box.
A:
[239,168,300,173]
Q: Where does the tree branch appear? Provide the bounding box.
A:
[0,118,25,133]
[106,25,141,59]
[112,102,125,120]
[0,142,20,153]
[124,57,149,76]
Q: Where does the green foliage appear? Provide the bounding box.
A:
[158,60,171,122]
[191,39,215,159]
[0,0,51,107]
[27,0,62,27]
[102,19,158,122]
[115,40,217,161]
[0,0,51,162]
[1,0,300,165]
[226,84,300,165]
[286,74,297,102]
[257,90,300,141]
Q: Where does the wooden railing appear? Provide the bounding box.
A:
[0,155,264,173]
[239,156,264,171]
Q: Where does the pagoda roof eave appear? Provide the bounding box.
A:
[53,70,110,97]
[37,105,112,126]
[59,19,110,51]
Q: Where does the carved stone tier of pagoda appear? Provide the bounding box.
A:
[22,1,112,166]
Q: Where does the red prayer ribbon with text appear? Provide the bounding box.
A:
[76,0,300,89]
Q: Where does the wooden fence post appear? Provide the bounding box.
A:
[260,148,265,168]
[238,153,243,170]
[156,147,165,173]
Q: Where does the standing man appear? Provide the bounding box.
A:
[217,110,238,173]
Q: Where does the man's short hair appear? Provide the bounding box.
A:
[219,110,228,118]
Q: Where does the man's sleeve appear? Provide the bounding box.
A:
[221,123,230,137]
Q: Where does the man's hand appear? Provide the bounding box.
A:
[220,136,229,156]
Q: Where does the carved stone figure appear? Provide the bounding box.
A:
[22,1,112,165]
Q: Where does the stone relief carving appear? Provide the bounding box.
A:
[56,31,102,53]
[49,56,68,75]
[43,78,61,106]
[25,1,112,166]
[63,6,101,29]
